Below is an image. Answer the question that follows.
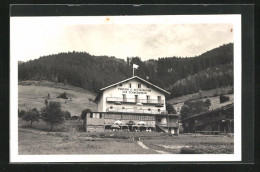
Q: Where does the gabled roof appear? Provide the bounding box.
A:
[100,76,170,94]
[94,76,171,103]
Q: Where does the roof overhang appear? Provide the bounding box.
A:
[94,76,171,103]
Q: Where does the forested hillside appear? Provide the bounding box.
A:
[19,53,132,93]
[18,43,233,96]
[168,62,233,98]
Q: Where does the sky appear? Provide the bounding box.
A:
[10,16,233,62]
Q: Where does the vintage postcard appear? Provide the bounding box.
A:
[10,13,242,162]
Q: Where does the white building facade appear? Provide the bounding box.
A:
[94,76,170,114]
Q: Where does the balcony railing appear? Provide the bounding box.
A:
[106,97,164,104]
[106,107,168,114]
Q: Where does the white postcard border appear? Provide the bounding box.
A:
[10,14,241,163]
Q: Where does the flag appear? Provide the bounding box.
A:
[133,64,139,69]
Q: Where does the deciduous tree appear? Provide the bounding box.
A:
[41,101,64,131]
[22,108,40,127]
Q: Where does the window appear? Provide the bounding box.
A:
[100,113,102,118]
[158,109,160,112]
[146,95,150,103]
[138,84,141,88]
[119,83,122,86]
[158,119,161,122]
[110,106,113,109]
[147,84,150,88]
[157,96,161,103]
[123,94,126,102]
[90,113,93,118]
[129,83,131,88]
[135,95,138,102]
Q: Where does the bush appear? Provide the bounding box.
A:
[179,147,199,154]
[204,99,211,109]
[71,116,79,120]
[22,108,40,127]
[57,92,68,99]
[219,95,230,103]
[18,109,26,118]
[63,111,71,120]
[166,103,177,114]
[179,125,184,134]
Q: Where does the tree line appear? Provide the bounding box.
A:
[168,62,233,98]
[18,43,233,97]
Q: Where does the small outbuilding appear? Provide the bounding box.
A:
[181,103,234,134]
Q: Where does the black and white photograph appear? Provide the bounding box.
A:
[9,10,243,163]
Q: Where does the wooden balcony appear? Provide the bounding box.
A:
[106,107,167,114]
[106,97,164,105]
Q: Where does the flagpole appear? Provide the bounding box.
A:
[133,66,134,77]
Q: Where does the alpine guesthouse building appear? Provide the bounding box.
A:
[84,66,179,134]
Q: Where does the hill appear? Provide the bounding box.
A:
[167,62,233,98]
[18,43,233,97]
[167,86,234,114]
[18,81,97,116]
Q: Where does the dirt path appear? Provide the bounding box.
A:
[137,141,171,154]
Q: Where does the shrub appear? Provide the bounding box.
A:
[198,90,203,98]
[71,116,79,120]
[18,109,26,118]
[99,133,106,137]
[41,101,64,131]
[44,99,48,106]
[22,108,40,127]
[57,92,68,99]
[63,111,71,120]
[166,103,177,114]
[219,95,230,103]
[179,125,184,134]
[204,99,211,109]
[179,147,199,154]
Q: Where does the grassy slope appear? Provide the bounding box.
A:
[18,81,97,116]
[18,127,233,154]
[143,134,233,154]
[18,128,158,154]
[167,86,234,114]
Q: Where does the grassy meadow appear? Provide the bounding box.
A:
[167,86,234,114]
[19,128,158,154]
[19,118,234,155]
[18,81,97,116]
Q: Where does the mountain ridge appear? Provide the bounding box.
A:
[18,43,233,97]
